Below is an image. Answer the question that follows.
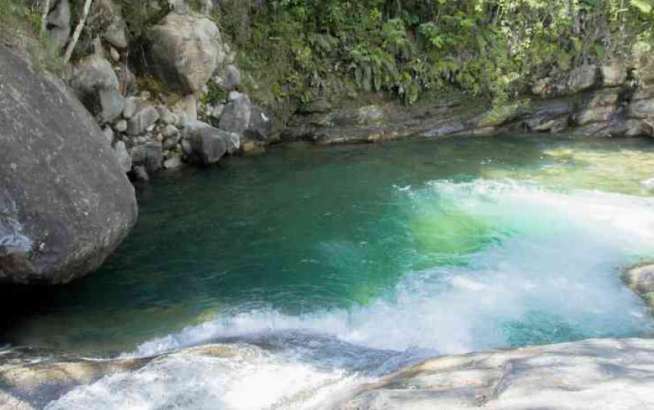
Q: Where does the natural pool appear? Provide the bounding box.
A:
[4,135,654,408]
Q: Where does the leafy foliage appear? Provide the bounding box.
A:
[218,0,654,106]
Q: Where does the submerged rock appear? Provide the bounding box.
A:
[0,46,137,285]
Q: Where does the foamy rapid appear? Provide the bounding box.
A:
[47,179,654,409]
[128,180,654,357]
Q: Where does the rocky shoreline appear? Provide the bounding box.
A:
[39,0,654,184]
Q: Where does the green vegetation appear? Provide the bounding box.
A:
[216,0,654,106]
[0,0,65,73]
[3,0,654,109]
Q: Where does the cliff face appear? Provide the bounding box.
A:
[0,46,137,284]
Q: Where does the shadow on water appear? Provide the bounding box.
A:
[2,135,653,354]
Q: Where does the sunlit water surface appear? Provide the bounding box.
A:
[4,135,654,409]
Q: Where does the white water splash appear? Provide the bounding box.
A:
[47,344,363,410]
[48,179,654,409]
[129,180,654,358]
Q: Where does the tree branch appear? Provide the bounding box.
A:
[63,0,94,63]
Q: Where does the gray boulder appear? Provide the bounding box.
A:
[70,54,124,123]
[628,98,654,120]
[184,121,229,165]
[130,142,163,173]
[601,62,627,87]
[221,64,241,91]
[624,264,654,308]
[566,64,598,94]
[147,13,225,94]
[46,0,71,49]
[218,92,252,135]
[0,46,137,285]
[245,105,273,141]
[127,106,160,136]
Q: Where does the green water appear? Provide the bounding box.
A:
[3,135,654,356]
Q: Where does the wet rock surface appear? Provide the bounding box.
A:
[340,338,654,409]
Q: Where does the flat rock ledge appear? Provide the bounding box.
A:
[3,338,654,409]
[340,337,654,410]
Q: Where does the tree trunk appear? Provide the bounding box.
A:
[63,0,93,63]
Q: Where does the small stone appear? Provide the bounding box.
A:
[131,142,163,173]
[209,104,225,120]
[164,155,183,169]
[132,165,149,182]
[162,124,179,139]
[104,18,128,49]
[222,65,241,91]
[110,47,120,62]
[601,63,627,87]
[228,91,242,101]
[127,106,160,135]
[157,106,177,125]
[114,119,128,133]
[123,97,139,119]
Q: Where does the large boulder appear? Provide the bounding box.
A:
[183,121,230,165]
[0,46,137,285]
[147,13,225,94]
[70,53,124,124]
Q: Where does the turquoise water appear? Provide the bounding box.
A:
[3,135,654,362]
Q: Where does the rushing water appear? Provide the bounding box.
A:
[4,135,654,409]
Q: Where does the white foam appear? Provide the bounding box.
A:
[129,180,654,358]
[47,345,362,410]
[50,180,654,409]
